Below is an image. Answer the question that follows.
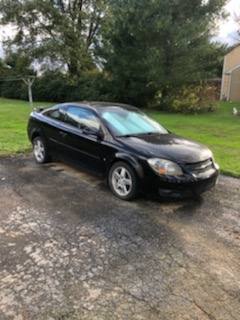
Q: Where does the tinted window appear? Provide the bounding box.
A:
[65,106,100,131]
[45,108,65,121]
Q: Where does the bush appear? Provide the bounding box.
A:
[170,84,217,114]
[0,80,28,100]
[32,70,114,103]
[0,69,114,103]
[0,70,218,114]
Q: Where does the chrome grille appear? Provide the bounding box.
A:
[184,158,214,174]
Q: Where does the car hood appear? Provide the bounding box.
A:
[117,133,212,164]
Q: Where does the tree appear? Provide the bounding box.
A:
[200,42,228,78]
[100,0,227,107]
[0,0,107,77]
[0,51,36,101]
[0,59,9,76]
[3,51,35,76]
[234,13,240,41]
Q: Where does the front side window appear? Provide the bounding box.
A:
[100,107,168,136]
[65,106,100,131]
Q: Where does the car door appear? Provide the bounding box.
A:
[63,105,105,171]
[41,106,70,153]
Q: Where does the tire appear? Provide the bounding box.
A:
[108,161,138,201]
[32,136,50,164]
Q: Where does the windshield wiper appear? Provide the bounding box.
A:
[116,134,140,138]
[144,132,157,135]
[117,132,158,138]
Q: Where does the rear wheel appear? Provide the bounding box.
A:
[108,161,138,200]
[32,136,50,164]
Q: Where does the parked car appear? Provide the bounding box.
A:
[27,102,219,200]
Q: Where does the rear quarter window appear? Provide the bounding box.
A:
[44,108,65,122]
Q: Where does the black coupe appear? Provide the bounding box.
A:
[27,102,219,200]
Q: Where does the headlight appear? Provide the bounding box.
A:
[147,158,183,176]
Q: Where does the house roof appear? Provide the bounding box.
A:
[225,43,240,56]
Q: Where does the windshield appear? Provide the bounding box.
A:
[100,107,168,137]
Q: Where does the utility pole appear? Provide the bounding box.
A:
[22,77,35,108]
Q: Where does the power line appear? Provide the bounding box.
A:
[0,75,36,107]
[0,76,35,81]
[0,78,24,82]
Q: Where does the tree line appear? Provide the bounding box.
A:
[0,0,228,111]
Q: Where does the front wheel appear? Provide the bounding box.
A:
[108,162,138,201]
[32,136,50,164]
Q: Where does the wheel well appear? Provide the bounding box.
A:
[109,158,130,170]
[108,158,141,180]
[31,131,41,142]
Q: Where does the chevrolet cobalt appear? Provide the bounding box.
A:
[27,102,219,200]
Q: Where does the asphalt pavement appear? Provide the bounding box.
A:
[0,155,240,320]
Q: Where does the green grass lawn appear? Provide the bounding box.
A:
[0,98,51,155]
[0,97,240,177]
[149,101,240,177]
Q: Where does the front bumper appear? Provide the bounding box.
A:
[142,163,220,198]
[157,172,219,198]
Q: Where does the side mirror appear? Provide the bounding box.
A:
[34,106,45,113]
[97,127,105,140]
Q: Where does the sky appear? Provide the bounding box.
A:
[0,0,239,57]
[215,0,240,44]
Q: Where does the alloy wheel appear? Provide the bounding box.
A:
[111,166,133,197]
[33,138,45,163]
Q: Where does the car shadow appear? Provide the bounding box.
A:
[50,154,205,210]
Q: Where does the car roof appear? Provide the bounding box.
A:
[58,101,139,112]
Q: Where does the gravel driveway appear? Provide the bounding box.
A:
[0,155,240,320]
